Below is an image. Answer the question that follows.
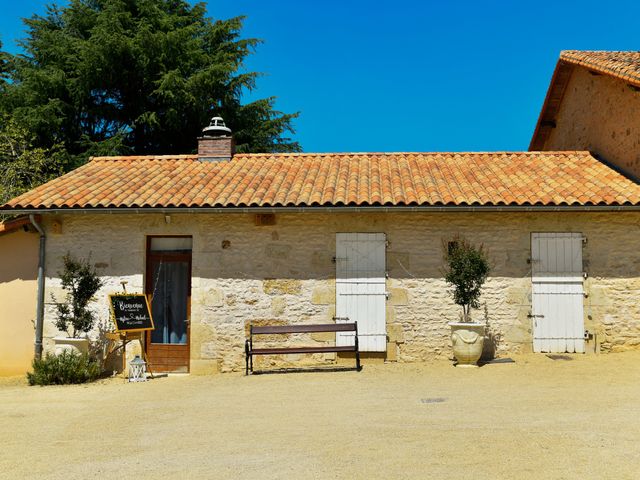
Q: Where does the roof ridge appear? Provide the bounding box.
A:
[235,151,593,156]
[91,154,197,161]
[87,151,595,162]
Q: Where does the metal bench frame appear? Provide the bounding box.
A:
[245,322,361,375]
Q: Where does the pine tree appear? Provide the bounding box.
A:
[2,0,300,165]
[0,40,10,93]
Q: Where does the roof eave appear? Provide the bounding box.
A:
[3,205,640,214]
[0,214,40,235]
[529,59,575,151]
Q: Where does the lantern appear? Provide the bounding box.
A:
[128,355,147,382]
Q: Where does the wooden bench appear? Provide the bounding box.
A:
[245,322,361,375]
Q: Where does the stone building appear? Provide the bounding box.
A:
[531,50,640,178]
[2,51,640,374]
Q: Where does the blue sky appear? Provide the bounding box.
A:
[1,0,639,152]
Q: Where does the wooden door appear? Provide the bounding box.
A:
[336,233,387,352]
[145,238,192,372]
[531,233,585,353]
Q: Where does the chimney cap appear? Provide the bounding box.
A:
[202,116,232,137]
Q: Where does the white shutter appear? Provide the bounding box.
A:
[335,233,387,352]
[531,233,585,353]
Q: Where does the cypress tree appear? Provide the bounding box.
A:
[2,0,300,165]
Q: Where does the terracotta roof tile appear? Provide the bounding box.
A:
[561,50,640,87]
[2,152,640,211]
[0,215,39,235]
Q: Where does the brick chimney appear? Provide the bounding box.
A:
[198,116,235,161]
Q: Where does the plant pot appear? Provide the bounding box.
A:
[53,337,90,356]
[448,322,485,367]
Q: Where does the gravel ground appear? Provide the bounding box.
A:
[1,352,640,479]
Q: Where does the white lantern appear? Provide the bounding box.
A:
[128,355,147,382]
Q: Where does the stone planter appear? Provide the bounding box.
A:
[53,337,90,356]
[448,322,485,367]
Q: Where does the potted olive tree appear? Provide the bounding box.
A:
[52,254,103,355]
[442,236,491,367]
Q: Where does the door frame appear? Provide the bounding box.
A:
[335,232,387,352]
[145,236,192,372]
[530,232,585,353]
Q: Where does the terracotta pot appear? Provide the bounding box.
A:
[448,323,485,367]
[53,337,90,356]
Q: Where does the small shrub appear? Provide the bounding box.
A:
[442,235,491,322]
[53,253,104,338]
[27,351,101,386]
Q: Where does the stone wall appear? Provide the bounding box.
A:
[38,211,640,373]
[544,66,640,179]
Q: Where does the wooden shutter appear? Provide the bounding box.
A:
[335,233,387,352]
[531,233,585,353]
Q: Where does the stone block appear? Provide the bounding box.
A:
[386,342,398,362]
[506,288,528,305]
[265,243,291,259]
[311,331,335,342]
[388,288,408,305]
[515,306,530,324]
[502,325,527,344]
[271,297,286,316]
[311,285,335,305]
[387,323,405,343]
[190,324,216,348]
[325,305,336,321]
[193,287,224,307]
[200,341,218,359]
[386,306,396,323]
[587,287,611,307]
[263,279,302,295]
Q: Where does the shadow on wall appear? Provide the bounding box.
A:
[0,231,38,283]
[42,211,640,282]
[482,304,503,361]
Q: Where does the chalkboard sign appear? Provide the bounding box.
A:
[109,294,154,333]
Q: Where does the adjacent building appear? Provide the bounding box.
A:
[0,217,39,375]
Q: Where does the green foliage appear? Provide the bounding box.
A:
[0,40,11,93]
[2,0,300,166]
[442,236,491,322]
[0,117,67,205]
[27,351,101,385]
[53,253,104,338]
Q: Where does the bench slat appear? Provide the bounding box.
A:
[251,323,356,335]
[250,345,357,355]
